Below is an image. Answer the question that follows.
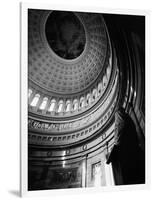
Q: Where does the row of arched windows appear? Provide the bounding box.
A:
[28,60,112,115]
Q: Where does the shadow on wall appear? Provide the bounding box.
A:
[107,107,145,185]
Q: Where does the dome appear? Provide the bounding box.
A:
[27,9,145,191]
[28,10,114,119]
[45,11,86,60]
[28,9,118,146]
[28,10,108,95]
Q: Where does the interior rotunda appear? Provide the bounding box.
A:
[28,9,145,190]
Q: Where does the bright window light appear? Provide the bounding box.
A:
[57,102,63,113]
[48,100,56,112]
[30,94,40,107]
[39,97,48,110]
[73,100,78,111]
[66,103,70,112]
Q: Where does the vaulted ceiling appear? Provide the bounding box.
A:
[28,10,108,95]
[28,9,119,147]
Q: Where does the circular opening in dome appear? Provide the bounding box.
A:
[45,11,86,60]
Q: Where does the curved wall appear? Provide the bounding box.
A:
[28,11,145,189]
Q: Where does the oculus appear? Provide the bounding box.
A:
[45,11,86,60]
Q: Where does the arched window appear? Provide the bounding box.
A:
[92,89,98,101]
[80,97,86,108]
[28,89,32,98]
[57,100,64,113]
[73,99,78,111]
[39,97,48,110]
[48,99,56,112]
[30,94,40,107]
[87,93,92,105]
[98,82,103,95]
[65,100,71,112]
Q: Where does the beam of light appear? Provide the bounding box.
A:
[30,94,40,107]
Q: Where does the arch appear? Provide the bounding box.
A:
[80,96,86,108]
[92,89,98,101]
[57,100,64,113]
[65,100,72,112]
[86,93,92,105]
[30,93,40,107]
[48,99,56,112]
[73,99,79,111]
[98,82,103,95]
[39,97,48,110]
